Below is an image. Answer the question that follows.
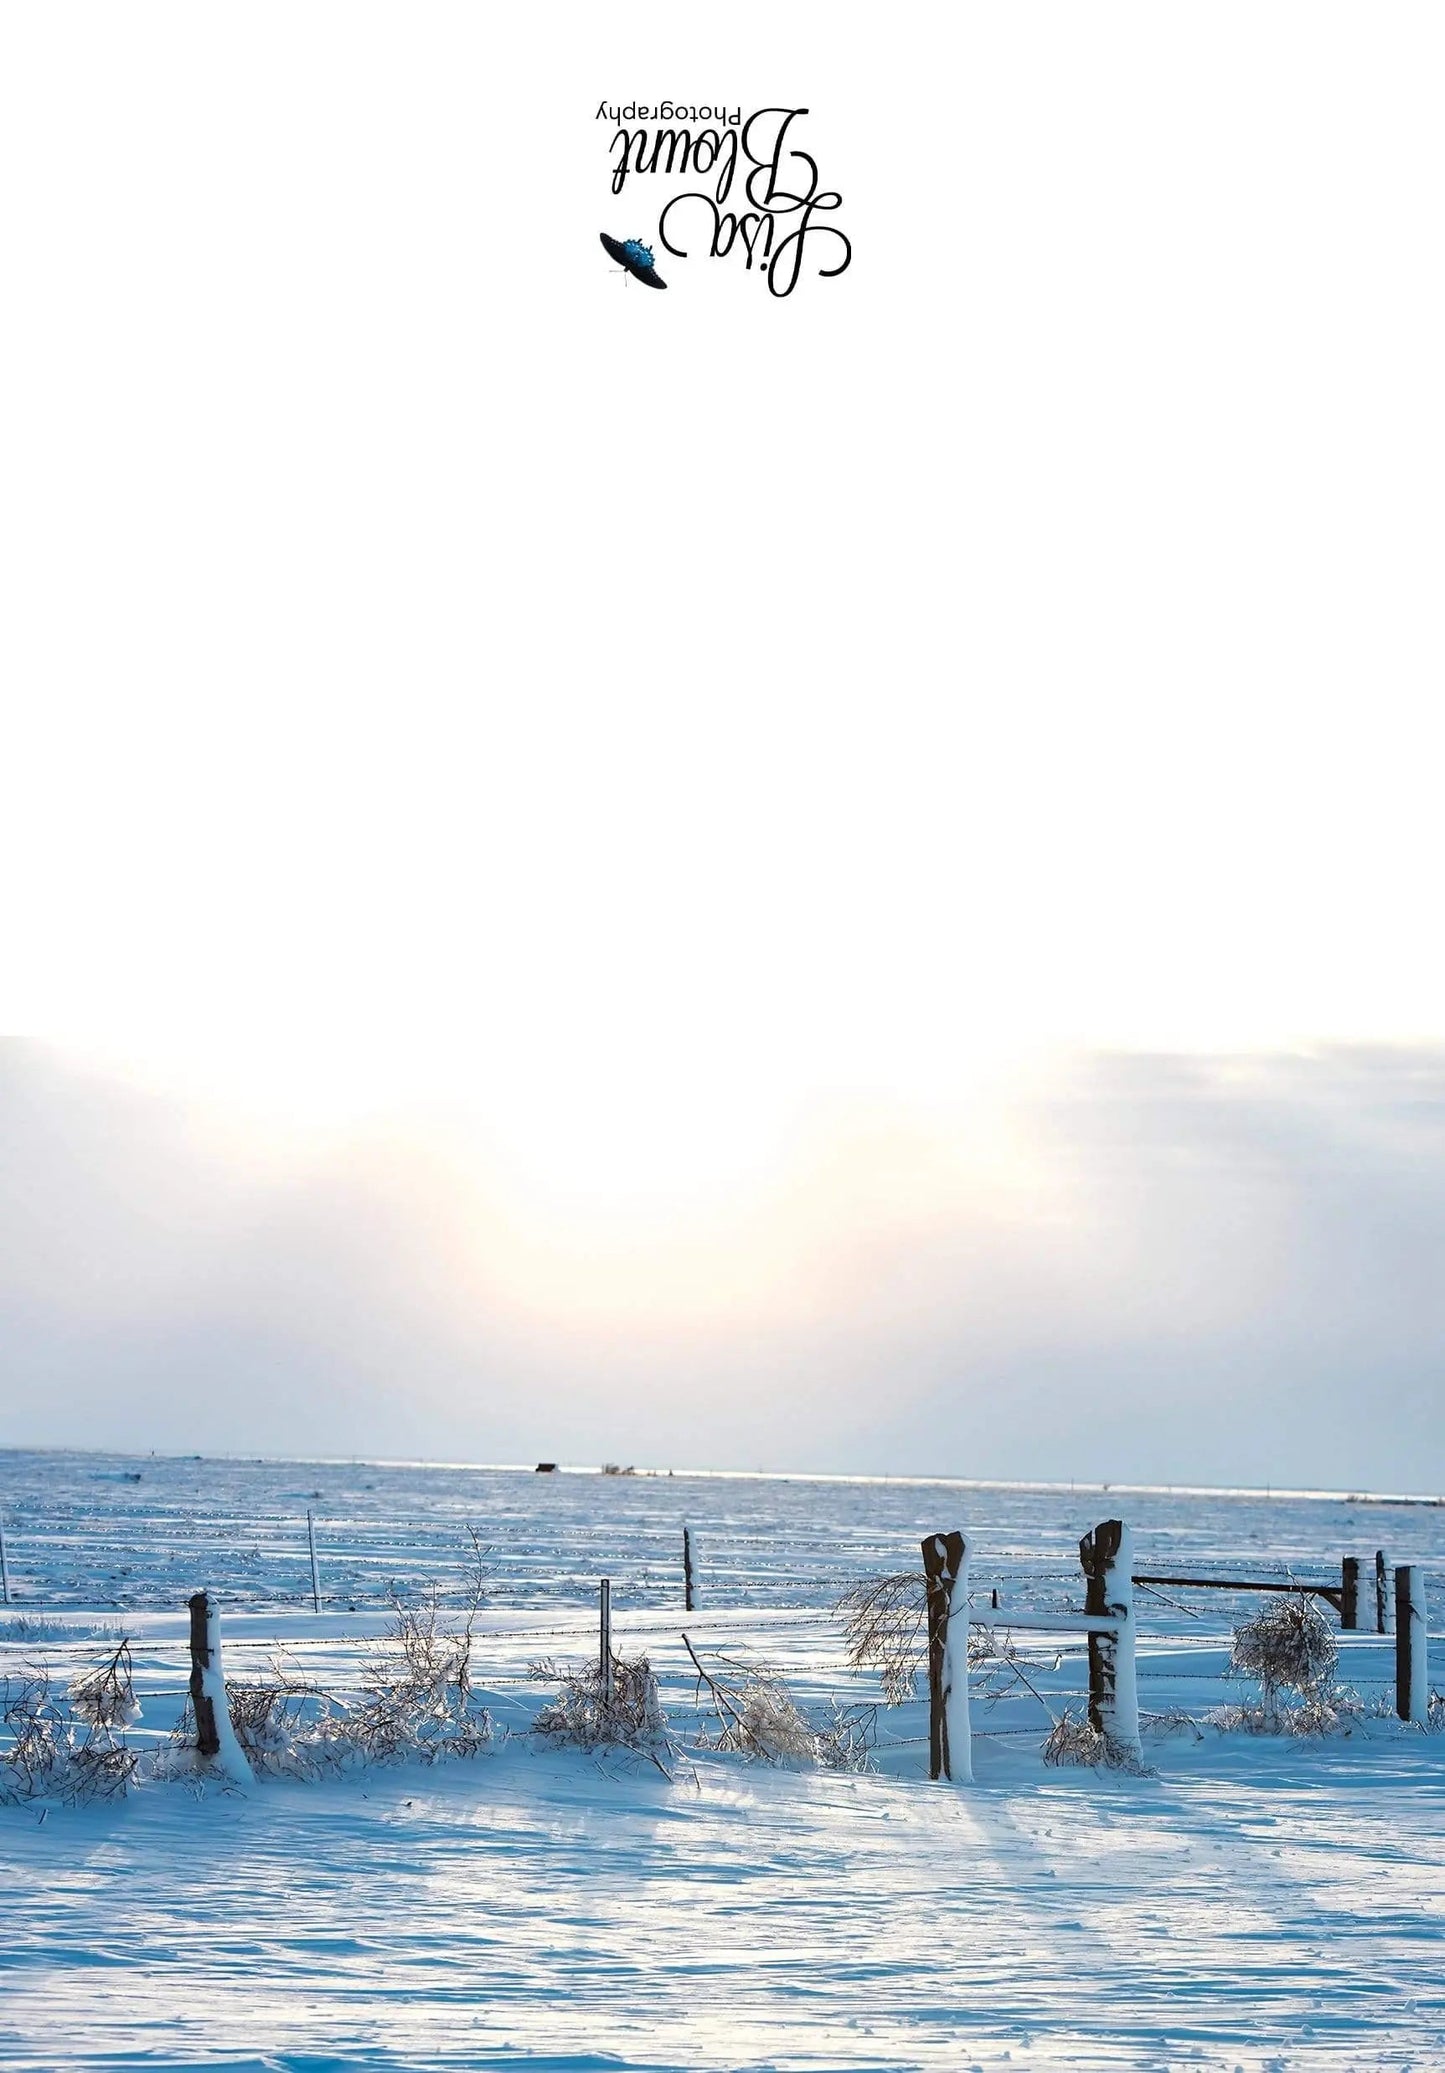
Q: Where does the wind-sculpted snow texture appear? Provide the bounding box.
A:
[1,1450,1443,2070]
[3,1736,1444,2070]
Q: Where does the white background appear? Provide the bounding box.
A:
[2,6,1444,1481]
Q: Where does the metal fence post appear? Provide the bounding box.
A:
[307,1509,322,1614]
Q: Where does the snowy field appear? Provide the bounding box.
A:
[2,1450,1443,2072]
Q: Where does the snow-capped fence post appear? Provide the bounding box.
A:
[921,1531,971,1784]
[307,1509,322,1614]
[599,1578,613,1706]
[683,1527,696,1612]
[186,1590,253,1784]
[1079,1519,1141,1763]
[1375,1549,1390,1634]
[1394,1566,1428,1723]
[1340,1556,1360,1630]
[0,1514,11,1605]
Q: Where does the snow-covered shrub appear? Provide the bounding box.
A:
[1042,1708,1107,1767]
[220,1535,494,1779]
[682,1638,874,1770]
[0,1646,139,1804]
[224,1670,347,1779]
[213,1591,494,1781]
[69,1640,141,1730]
[332,1594,494,1766]
[1042,1706,1153,1775]
[532,1651,667,1754]
[1139,1708,1205,1744]
[0,1667,70,1802]
[66,1732,140,1798]
[66,1640,142,1798]
[1231,1593,1336,1699]
[224,1677,294,1769]
[815,1699,879,1772]
[695,1661,820,1764]
[152,1697,203,1783]
[1224,1594,1343,1732]
[1211,1689,1366,1739]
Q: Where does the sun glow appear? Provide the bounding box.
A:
[6,0,1444,1226]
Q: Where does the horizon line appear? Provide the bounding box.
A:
[1,1443,1441,1510]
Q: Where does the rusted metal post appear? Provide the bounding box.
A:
[599,1577,612,1705]
[683,1527,695,1613]
[1375,1549,1389,1634]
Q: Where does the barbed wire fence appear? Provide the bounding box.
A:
[3,1492,1440,1795]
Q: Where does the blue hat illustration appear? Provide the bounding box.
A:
[601,233,667,289]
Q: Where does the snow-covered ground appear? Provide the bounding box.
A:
[2,1450,1443,2071]
[5,1731,1444,2071]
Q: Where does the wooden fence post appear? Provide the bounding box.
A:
[307,1510,322,1614]
[186,1590,252,1783]
[1079,1518,1141,1763]
[1395,1566,1428,1723]
[599,1577,613,1705]
[1340,1556,1359,1631]
[921,1531,971,1784]
[1375,1549,1389,1634]
[188,1591,220,1755]
[683,1527,695,1613]
[0,1514,10,1606]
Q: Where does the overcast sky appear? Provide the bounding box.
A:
[3,6,1443,1487]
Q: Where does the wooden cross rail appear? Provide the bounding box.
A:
[1132,1573,1344,1613]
